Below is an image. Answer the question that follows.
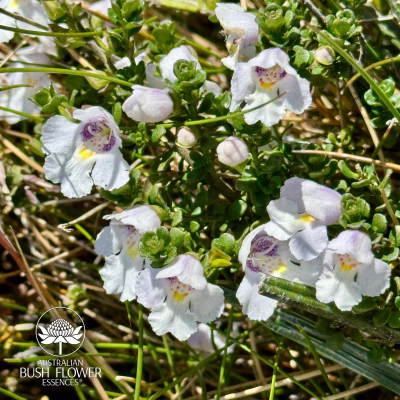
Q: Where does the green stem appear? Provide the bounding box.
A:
[0,84,34,92]
[134,304,144,400]
[0,67,132,87]
[346,56,400,88]
[0,105,44,122]
[212,326,322,400]
[306,23,400,123]
[158,92,287,128]
[0,388,27,400]
[0,8,48,30]
[261,279,400,343]
[216,307,234,399]
[162,335,180,396]
[0,24,106,37]
[269,344,283,400]
[298,325,336,395]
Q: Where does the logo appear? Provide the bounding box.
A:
[36,307,85,357]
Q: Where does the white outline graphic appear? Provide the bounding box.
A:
[36,307,85,357]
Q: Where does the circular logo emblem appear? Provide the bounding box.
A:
[36,307,85,357]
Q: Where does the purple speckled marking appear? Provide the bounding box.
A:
[80,119,105,141]
[103,135,116,152]
[247,256,260,272]
[167,277,178,283]
[124,225,136,234]
[255,66,263,75]
[251,233,278,257]
[280,71,287,79]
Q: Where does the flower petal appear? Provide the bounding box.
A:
[243,89,286,127]
[104,205,161,234]
[38,334,49,340]
[37,325,49,335]
[316,269,361,311]
[327,230,374,265]
[148,296,197,340]
[122,86,173,123]
[156,254,207,290]
[301,180,342,225]
[230,62,254,111]
[276,74,312,115]
[203,80,222,96]
[190,283,225,323]
[136,267,166,308]
[215,3,259,47]
[238,224,267,269]
[40,336,56,344]
[289,224,328,261]
[265,198,306,240]
[91,148,130,192]
[280,177,306,212]
[357,258,391,297]
[43,150,96,198]
[99,238,145,302]
[41,115,79,156]
[94,222,123,257]
[73,326,83,335]
[65,336,80,344]
[146,63,166,89]
[236,269,278,321]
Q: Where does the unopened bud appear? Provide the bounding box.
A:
[217,136,249,167]
[176,127,198,148]
[315,46,335,65]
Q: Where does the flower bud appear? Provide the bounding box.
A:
[176,127,198,148]
[122,85,174,123]
[217,136,249,167]
[315,46,335,65]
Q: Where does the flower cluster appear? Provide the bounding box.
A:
[2,0,394,346]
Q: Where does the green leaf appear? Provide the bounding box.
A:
[172,209,183,227]
[227,199,247,220]
[326,332,345,351]
[212,233,236,255]
[372,213,387,233]
[170,227,185,247]
[373,308,392,327]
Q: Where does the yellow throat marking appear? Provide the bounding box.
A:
[301,214,315,223]
[79,148,94,159]
[173,291,188,301]
[127,242,139,258]
[274,264,287,274]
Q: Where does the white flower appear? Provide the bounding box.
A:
[187,322,237,354]
[230,48,312,126]
[0,0,49,43]
[176,127,198,148]
[315,230,391,311]
[16,37,57,65]
[42,106,129,198]
[217,136,249,167]
[136,254,225,341]
[265,177,342,261]
[0,63,51,124]
[114,52,146,70]
[215,3,259,70]
[94,205,161,302]
[122,85,174,123]
[237,226,322,321]
[149,45,221,95]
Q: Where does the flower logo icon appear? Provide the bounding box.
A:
[38,319,83,355]
[36,307,85,357]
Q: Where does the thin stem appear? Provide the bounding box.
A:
[371,118,397,159]
[297,325,336,395]
[292,149,400,173]
[0,7,48,30]
[345,56,400,89]
[158,92,287,129]
[216,307,234,399]
[162,335,180,396]
[0,84,33,92]
[0,67,132,87]
[0,24,106,37]
[0,105,44,122]
[269,344,283,400]
[0,388,27,400]
[134,304,144,400]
